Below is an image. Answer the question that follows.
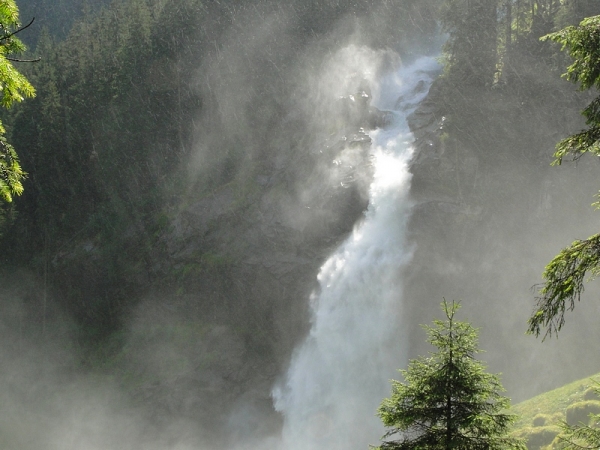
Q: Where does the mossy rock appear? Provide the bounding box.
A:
[533,413,551,427]
[517,425,561,450]
[583,387,600,401]
[565,400,600,426]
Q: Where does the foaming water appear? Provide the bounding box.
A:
[273,54,440,450]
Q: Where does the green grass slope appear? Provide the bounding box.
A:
[512,373,600,450]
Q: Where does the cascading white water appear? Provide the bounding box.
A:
[272,52,439,450]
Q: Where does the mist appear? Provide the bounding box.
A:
[1,0,600,449]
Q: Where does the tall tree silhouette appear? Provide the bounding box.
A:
[377,301,525,450]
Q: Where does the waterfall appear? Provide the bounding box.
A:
[272,53,440,450]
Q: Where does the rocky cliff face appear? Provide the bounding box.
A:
[116,83,383,440]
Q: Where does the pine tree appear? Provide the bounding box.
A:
[376,300,525,450]
[440,0,499,87]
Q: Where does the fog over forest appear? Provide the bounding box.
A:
[0,0,599,449]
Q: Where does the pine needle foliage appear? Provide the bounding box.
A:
[0,0,34,203]
[375,300,525,450]
[558,421,600,450]
[541,15,600,165]
[529,233,600,339]
[0,129,23,201]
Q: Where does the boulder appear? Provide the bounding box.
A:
[566,400,600,426]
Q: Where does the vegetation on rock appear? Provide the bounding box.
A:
[511,374,600,450]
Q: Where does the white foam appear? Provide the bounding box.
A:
[273,52,439,450]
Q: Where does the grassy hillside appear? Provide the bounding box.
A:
[512,373,600,449]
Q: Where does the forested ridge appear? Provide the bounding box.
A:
[4,0,208,347]
[0,0,444,352]
[1,0,600,445]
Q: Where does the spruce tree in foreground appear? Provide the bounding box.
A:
[376,300,525,450]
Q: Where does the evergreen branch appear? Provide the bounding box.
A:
[557,421,600,450]
[6,56,40,62]
[528,234,600,338]
[0,16,34,43]
[552,126,600,165]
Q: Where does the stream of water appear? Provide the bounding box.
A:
[272,54,440,450]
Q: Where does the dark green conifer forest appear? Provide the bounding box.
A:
[1,0,442,353]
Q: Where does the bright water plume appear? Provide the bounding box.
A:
[273,54,440,450]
